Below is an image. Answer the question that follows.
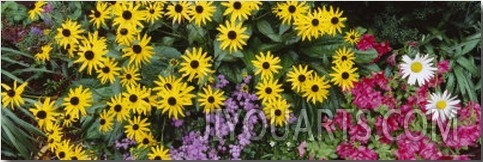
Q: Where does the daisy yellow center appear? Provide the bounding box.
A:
[62,29,71,37]
[154,156,162,160]
[114,104,122,112]
[331,17,339,25]
[132,124,139,130]
[311,85,319,92]
[311,19,319,26]
[84,51,95,60]
[36,110,47,119]
[298,75,306,82]
[70,97,80,105]
[7,89,15,97]
[227,31,237,40]
[207,96,215,103]
[190,60,200,69]
[175,4,183,13]
[341,72,349,80]
[133,45,142,54]
[274,109,282,116]
[122,10,132,20]
[129,94,138,102]
[168,97,177,106]
[410,62,423,73]
[100,119,106,125]
[288,5,296,13]
[120,28,128,35]
[436,100,447,110]
[262,62,270,69]
[195,5,204,14]
[233,1,242,10]
[265,87,272,94]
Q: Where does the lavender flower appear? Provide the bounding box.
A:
[215,74,229,89]
[30,27,43,36]
[172,118,183,127]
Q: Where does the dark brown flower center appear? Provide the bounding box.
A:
[102,66,110,73]
[64,114,70,120]
[195,5,203,13]
[341,56,347,61]
[71,156,77,160]
[37,110,47,119]
[114,104,122,112]
[120,28,128,35]
[132,124,139,130]
[331,17,339,25]
[311,19,319,26]
[175,4,183,13]
[275,109,282,116]
[59,152,65,158]
[350,35,355,40]
[126,74,132,80]
[265,87,272,94]
[94,10,101,18]
[288,5,296,13]
[100,119,106,125]
[129,94,138,102]
[62,29,71,37]
[149,9,155,14]
[7,89,15,97]
[233,1,241,10]
[132,45,142,54]
[227,31,237,40]
[154,156,162,160]
[165,83,172,90]
[311,85,319,92]
[122,10,132,20]
[143,138,149,144]
[70,97,80,105]
[84,51,95,60]
[262,62,270,69]
[341,72,349,79]
[207,96,215,103]
[168,97,177,106]
[298,75,306,82]
[190,60,199,69]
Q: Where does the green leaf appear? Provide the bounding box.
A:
[257,20,282,42]
[154,46,182,59]
[456,57,478,75]
[279,23,291,35]
[354,48,378,64]
[1,70,24,83]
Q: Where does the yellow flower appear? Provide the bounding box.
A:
[272,1,309,25]
[302,73,330,104]
[112,1,146,29]
[179,47,214,82]
[28,1,46,21]
[35,44,53,62]
[251,51,282,81]
[55,19,85,49]
[123,84,150,115]
[98,110,115,134]
[263,97,291,127]
[145,2,165,24]
[332,47,355,67]
[1,80,28,109]
[324,5,347,36]
[255,77,283,104]
[329,64,359,91]
[63,85,93,119]
[198,86,226,114]
[124,116,150,140]
[286,64,313,93]
[120,65,141,88]
[221,1,261,22]
[30,97,58,131]
[344,29,360,45]
[165,1,191,24]
[122,34,154,67]
[89,1,111,29]
[96,58,121,84]
[74,40,107,75]
[293,8,329,41]
[148,145,171,160]
[188,1,216,27]
[216,21,249,53]
[158,81,195,119]
[107,94,130,122]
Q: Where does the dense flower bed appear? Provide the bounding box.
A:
[1,1,481,160]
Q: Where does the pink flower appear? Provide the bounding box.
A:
[372,41,392,62]
[437,60,450,74]
[386,53,397,66]
[336,141,378,160]
[350,72,390,110]
[336,141,354,159]
[349,119,371,144]
[356,34,375,51]
[296,141,307,158]
[418,140,442,160]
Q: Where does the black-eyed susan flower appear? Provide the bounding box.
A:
[70,145,89,160]
[332,47,355,68]
[123,84,150,115]
[30,97,58,131]
[113,1,146,29]
[293,8,328,41]
[153,75,183,93]
[97,58,121,85]
[148,145,171,160]
[60,42,77,58]
[135,132,157,149]
[344,29,360,45]
[216,21,249,53]
[55,19,85,49]
[84,31,108,51]
[46,124,63,152]
[55,139,74,160]
[188,1,216,27]
[74,41,107,75]
[272,1,309,25]
[179,47,213,82]
[221,1,258,22]
[141,87,158,115]
[329,64,359,91]
[63,85,92,119]
[89,1,111,29]
[251,51,282,81]
[286,64,313,93]
[120,65,141,88]
[116,26,140,46]
[35,44,53,62]
[263,97,291,127]
[158,82,195,119]
[1,80,28,109]
[107,94,130,122]
[124,116,150,140]
[255,77,283,104]
[145,2,164,24]
[400,54,437,86]
[165,1,191,24]
[60,112,78,128]
[302,73,330,104]
[122,34,154,67]
[98,110,115,134]
[324,5,347,36]
[28,1,46,21]
[198,86,226,114]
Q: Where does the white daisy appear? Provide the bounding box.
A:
[400,54,437,86]
[425,90,460,122]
